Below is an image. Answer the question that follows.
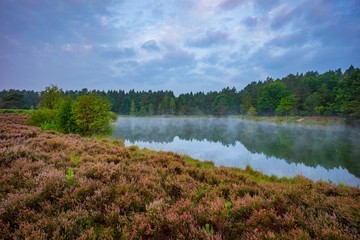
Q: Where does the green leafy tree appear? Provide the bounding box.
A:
[0,92,25,109]
[212,94,229,116]
[148,103,154,115]
[276,94,297,116]
[120,96,131,115]
[157,103,162,115]
[247,106,257,116]
[169,98,176,115]
[240,92,252,114]
[39,84,62,109]
[130,100,136,115]
[57,96,76,133]
[161,95,170,114]
[336,66,360,118]
[304,93,321,115]
[29,85,62,129]
[257,81,287,115]
[71,93,112,136]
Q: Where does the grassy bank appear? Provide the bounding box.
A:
[0,109,35,114]
[0,114,359,239]
[237,115,346,125]
[117,114,347,126]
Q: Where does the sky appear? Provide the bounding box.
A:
[0,0,359,95]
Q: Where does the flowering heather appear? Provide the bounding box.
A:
[0,114,359,239]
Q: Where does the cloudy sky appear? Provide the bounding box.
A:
[1,0,359,94]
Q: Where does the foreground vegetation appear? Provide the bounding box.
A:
[26,85,115,136]
[1,66,359,118]
[1,114,359,239]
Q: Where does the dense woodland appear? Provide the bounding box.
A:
[1,66,359,118]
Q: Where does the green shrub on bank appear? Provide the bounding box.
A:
[0,109,34,114]
[56,96,77,134]
[71,94,112,136]
[27,109,57,129]
[28,85,114,136]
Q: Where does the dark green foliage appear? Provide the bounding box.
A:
[276,94,297,116]
[304,92,321,115]
[0,92,25,109]
[27,86,113,136]
[38,84,63,110]
[56,96,77,134]
[0,89,39,109]
[212,94,229,116]
[257,81,288,115]
[27,109,57,129]
[71,93,112,136]
[336,66,360,118]
[1,66,359,118]
[240,92,252,114]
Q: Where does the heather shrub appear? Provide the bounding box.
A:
[1,114,360,239]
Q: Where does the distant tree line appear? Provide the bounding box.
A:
[1,66,359,118]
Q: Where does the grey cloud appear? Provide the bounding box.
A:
[116,60,139,68]
[249,46,313,73]
[266,31,309,48]
[202,53,222,65]
[186,31,235,48]
[270,8,299,30]
[242,17,258,28]
[269,0,357,31]
[200,66,227,78]
[218,0,278,12]
[155,49,195,69]
[151,3,164,18]
[101,48,136,59]
[141,40,161,52]
[116,49,196,85]
[269,0,360,52]
[253,0,278,11]
[245,43,359,79]
[218,0,246,11]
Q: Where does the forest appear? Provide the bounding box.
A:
[1,66,359,118]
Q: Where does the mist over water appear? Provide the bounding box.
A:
[112,117,360,187]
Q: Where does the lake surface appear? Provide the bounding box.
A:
[112,117,360,187]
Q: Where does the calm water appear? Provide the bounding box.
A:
[112,117,360,187]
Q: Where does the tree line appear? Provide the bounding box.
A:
[1,65,359,118]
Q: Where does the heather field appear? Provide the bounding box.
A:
[0,114,359,239]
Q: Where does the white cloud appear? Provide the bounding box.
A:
[0,0,359,92]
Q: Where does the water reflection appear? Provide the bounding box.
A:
[112,117,360,187]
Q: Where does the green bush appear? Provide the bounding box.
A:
[27,85,114,136]
[0,109,34,114]
[56,96,77,134]
[27,109,57,130]
[71,93,112,136]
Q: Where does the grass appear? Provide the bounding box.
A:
[0,113,359,239]
[115,114,347,126]
[237,115,346,125]
[0,109,34,114]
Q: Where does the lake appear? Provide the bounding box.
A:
[112,117,360,187]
